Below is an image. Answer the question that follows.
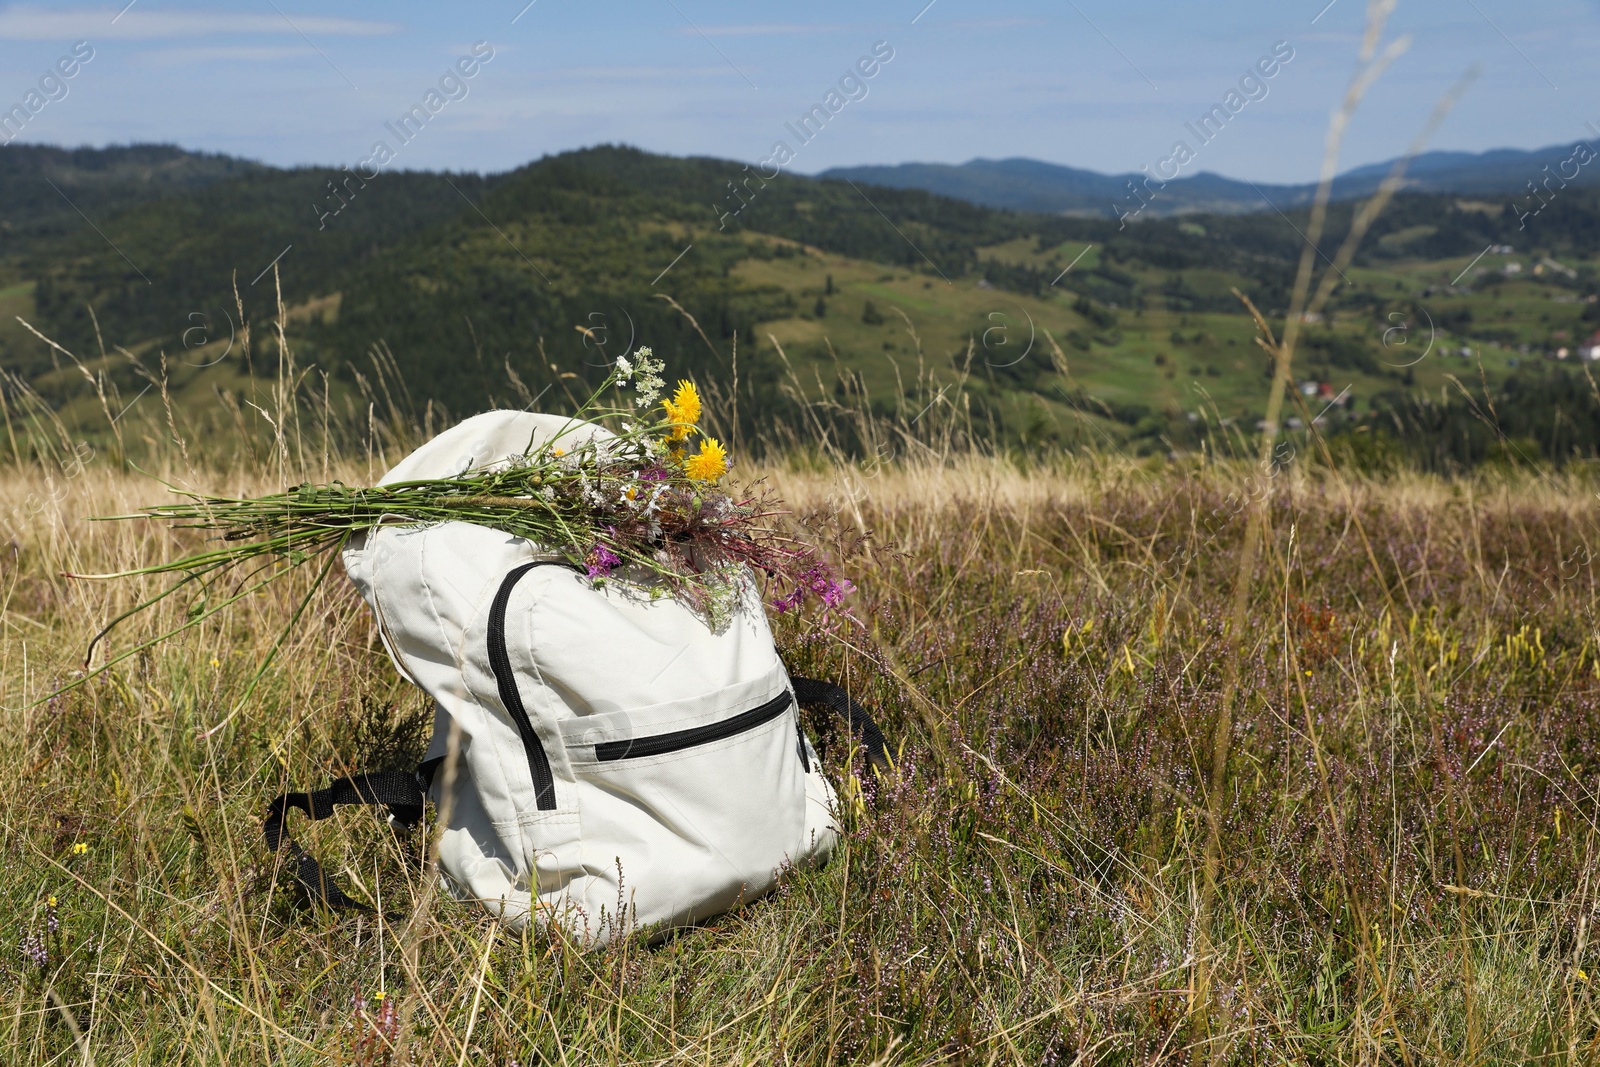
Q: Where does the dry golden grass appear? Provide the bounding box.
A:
[5,444,1600,1064]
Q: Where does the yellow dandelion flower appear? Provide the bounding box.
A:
[72,843,88,855]
[685,437,728,482]
[662,380,701,442]
[670,380,701,424]
[48,895,57,908]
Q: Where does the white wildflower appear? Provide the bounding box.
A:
[615,354,633,380]
[641,485,666,516]
[632,346,665,407]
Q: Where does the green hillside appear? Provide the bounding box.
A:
[0,143,263,247]
[3,143,1599,466]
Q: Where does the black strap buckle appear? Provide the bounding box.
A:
[263,765,437,916]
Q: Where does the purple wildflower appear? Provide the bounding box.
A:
[772,587,805,613]
[805,565,854,607]
[586,543,622,578]
[21,928,46,970]
[772,564,854,613]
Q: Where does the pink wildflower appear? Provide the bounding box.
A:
[586,543,622,578]
[772,564,854,613]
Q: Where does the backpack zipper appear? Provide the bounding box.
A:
[488,561,568,810]
[595,691,794,762]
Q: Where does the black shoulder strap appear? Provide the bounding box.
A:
[790,676,892,773]
[263,759,442,914]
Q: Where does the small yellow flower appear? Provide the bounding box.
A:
[1578,968,1590,983]
[47,895,57,908]
[685,437,728,482]
[372,990,387,1002]
[72,843,88,855]
[661,380,701,442]
[210,657,220,668]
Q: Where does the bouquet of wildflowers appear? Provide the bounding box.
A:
[73,348,854,688]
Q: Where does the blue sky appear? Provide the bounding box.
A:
[1,0,1597,183]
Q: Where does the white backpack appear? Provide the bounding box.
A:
[264,411,887,943]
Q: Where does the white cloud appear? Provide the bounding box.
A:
[135,45,319,64]
[529,65,730,82]
[676,24,849,37]
[939,17,1048,31]
[0,6,401,41]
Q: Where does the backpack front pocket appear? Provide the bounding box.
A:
[559,676,809,932]
[592,691,794,761]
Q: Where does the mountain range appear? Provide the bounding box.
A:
[819,143,1600,219]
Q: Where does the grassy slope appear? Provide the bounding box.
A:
[0,281,37,363]
[3,441,1600,1063]
[741,239,1580,422]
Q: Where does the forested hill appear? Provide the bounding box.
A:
[5,143,1049,411]
[0,143,262,243]
[3,141,1600,461]
[7,142,1104,418]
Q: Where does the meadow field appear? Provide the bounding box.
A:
[4,9,1599,1057]
[4,417,1600,1063]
